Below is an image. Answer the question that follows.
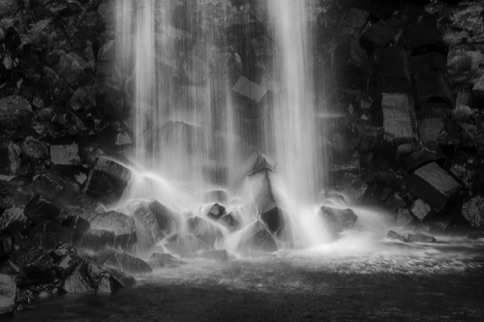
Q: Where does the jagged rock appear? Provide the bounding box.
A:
[404,24,447,56]
[0,236,14,259]
[0,206,28,235]
[90,211,137,250]
[55,52,89,85]
[69,86,96,111]
[24,195,63,224]
[461,196,484,228]
[33,171,80,204]
[78,229,115,250]
[386,230,408,242]
[260,207,285,235]
[409,52,447,74]
[407,162,462,211]
[20,136,49,159]
[396,208,414,227]
[336,173,368,201]
[236,221,278,253]
[60,261,95,293]
[131,199,178,248]
[320,206,358,235]
[62,216,90,243]
[405,233,436,243]
[50,144,81,166]
[85,261,118,293]
[232,76,267,103]
[206,203,226,221]
[383,192,407,213]
[104,267,136,288]
[220,212,240,231]
[0,96,35,134]
[414,72,453,108]
[199,249,229,262]
[83,158,131,205]
[399,142,445,170]
[410,199,432,221]
[0,274,16,315]
[0,137,21,175]
[418,118,445,142]
[148,253,181,268]
[187,216,223,246]
[360,19,399,52]
[373,47,411,93]
[29,221,75,249]
[96,249,152,275]
[381,93,417,141]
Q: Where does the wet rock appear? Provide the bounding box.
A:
[399,142,445,170]
[199,249,229,262]
[0,274,16,315]
[418,118,445,143]
[0,206,28,235]
[69,86,96,111]
[386,230,408,242]
[50,144,81,166]
[33,171,80,204]
[165,234,212,258]
[62,216,90,243]
[407,162,462,211]
[24,195,63,224]
[0,96,35,134]
[188,216,223,245]
[383,192,407,213]
[0,137,21,175]
[232,76,267,103]
[320,206,358,236]
[414,72,453,108]
[85,261,118,293]
[206,203,226,221]
[410,199,432,221]
[132,200,178,248]
[0,236,14,260]
[236,221,278,253]
[405,233,436,243]
[9,241,52,269]
[360,19,399,52]
[55,52,89,85]
[409,52,447,75]
[373,47,411,93]
[104,267,136,288]
[60,261,95,293]
[78,229,115,251]
[396,208,414,227]
[96,249,152,275]
[404,24,447,56]
[336,173,368,201]
[83,158,131,205]
[29,221,75,249]
[0,260,20,275]
[148,253,182,268]
[90,211,137,250]
[20,136,49,159]
[261,207,285,235]
[381,93,417,142]
[461,196,484,228]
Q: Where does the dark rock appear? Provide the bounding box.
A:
[148,253,181,268]
[414,72,453,108]
[320,206,358,236]
[410,199,432,221]
[373,47,411,93]
[405,233,436,243]
[461,196,484,228]
[0,260,21,275]
[385,230,408,242]
[90,211,137,250]
[0,274,16,315]
[399,142,445,170]
[0,206,28,235]
[236,221,278,253]
[404,24,447,56]
[0,96,35,134]
[96,249,152,275]
[381,93,417,142]
[132,199,178,248]
[20,136,49,159]
[29,221,75,249]
[62,216,90,243]
[407,162,462,211]
[24,195,63,224]
[396,208,414,226]
[9,241,52,268]
[104,267,136,288]
[33,171,80,204]
[0,137,21,175]
[220,212,240,231]
[206,203,226,221]
[0,236,14,259]
[55,52,89,85]
[260,207,285,235]
[85,261,118,293]
[83,157,131,205]
[60,261,95,293]
[360,19,399,52]
[418,118,445,143]
[232,76,267,103]
[199,249,229,262]
[78,229,115,250]
[409,52,447,74]
[416,102,451,120]
[383,192,407,213]
[50,144,81,166]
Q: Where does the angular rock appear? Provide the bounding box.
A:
[78,229,115,250]
[85,261,117,293]
[405,233,436,243]
[24,195,63,224]
[414,72,453,108]
[0,236,14,260]
[404,25,447,56]
[410,199,432,221]
[409,52,447,74]
[0,274,16,315]
[131,199,178,248]
[407,162,462,211]
[104,267,136,288]
[360,20,399,52]
[164,233,212,258]
[20,136,49,159]
[206,203,226,221]
[220,212,240,231]
[399,142,445,170]
[396,208,414,226]
[385,230,408,242]
[0,206,27,235]
[33,171,80,204]
[187,216,223,246]
[0,137,20,175]
[236,221,278,253]
[383,192,407,213]
[418,118,445,143]
[461,196,484,228]
[260,207,285,235]
[60,261,95,293]
[320,206,358,236]
[381,93,417,141]
[416,102,451,120]
[90,211,136,249]
[232,76,267,103]
[96,249,152,275]
[373,47,411,93]
[29,221,75,249]
[62,216,90,243]
[83,157,131,205]
[50,144,81,166]
[0,95,35,134]
[148,253,181,268]
[55,52,89,85]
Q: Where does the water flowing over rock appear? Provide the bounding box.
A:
[320,206,358,237]
[236,221,278,253]
[90,211,137,250]
[94,249,152,275]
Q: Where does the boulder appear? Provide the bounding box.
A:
[206,203,226,221]
[29,221,75,249]
[461,196,484,228]
[0,138,21,175]
[148,253,182,268]
[0,96,35,134]
[418,118,445,143]
[24,195,63,224]
[381,93,417,142]
[407,162,462,211]
[410,199,432,221]
[320,206,358,236]
[385,230,408,242]
[220,212,240,231]
[360,19,399,52]
[0,236,14,260]
[405,233,436,243]
[260,207,285,235]
[396,208,414,226]
[132,200,178,247]
[414,72,453,108]
[90,211,137,249]
[409,52,447,75]
[55,52,89,85]
[373,47,411,93]
[62,216,90,243]
[187,216,223,246]
[60,261,95,293]
[96,249,152,275]
[78,229,115,250]
[0,206,28,235]
[33,171,80,204]
[50,144,81,166]
[404,25,447,56]
[232,76,267,103]
[0,274,16,315]
[83,157,131,205]
[164,233,212,258]
[236,221,278,253]
[20,136,49,159]
[399,142,445,170]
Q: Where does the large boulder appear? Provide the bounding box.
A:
[320,206,358,236]
[461,196,484,228]
[24,195,63,224]
[29,221,75,250]
[0,206,28,235]
[0,274,16,315]
[33,171,80,205]
[83,158,131,205]
[89,211,137,249]
[187,216,223,246]
[95,249,152,275]
[78,229,115,250]
[164,233,212,258]
[381,93,417,142]
[236,221,278,253]
[0,96,35,134]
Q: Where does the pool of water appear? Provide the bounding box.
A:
[16,238,484,321]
